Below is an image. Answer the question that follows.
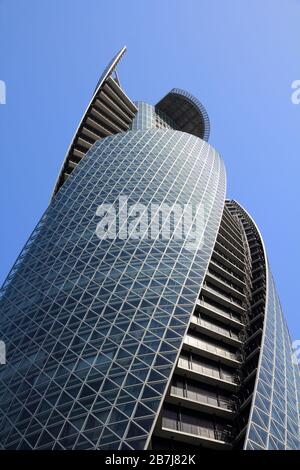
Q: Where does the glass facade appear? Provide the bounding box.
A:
[0,128,225,449]
[245,266,300,450]
[131,102,177,131]
[0,48,299,451]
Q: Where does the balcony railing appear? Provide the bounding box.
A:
[217,233,245,262]
[191,315,243,342]
[170,386,237,411]
[203,284,244,310]
[215,240,245,268]
[184,335,242,363]
[162,417,232,443]
[177,357,238,385]
[207,270,245,296]
[219,223,244,252]
[213,249,245,275]
[197,299,244,325]
[209,259,245,285]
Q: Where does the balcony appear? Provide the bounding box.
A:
[222,213,242,240]
[175,361,239,391]
[217,233,245,263]
[206,271,246,300]
[201,284,245,314]
[183,335,243,367]
[167,387,236,419]
[196,299,244,329]
[212,250,245,279]
[190,315,243,347]
[209,259,245,288]
[218,223,244,252]
[215,241,245,270]
[159,418,232,450]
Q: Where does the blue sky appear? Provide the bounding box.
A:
[0,0,299,339]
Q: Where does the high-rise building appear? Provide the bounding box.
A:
[0,47,299,451]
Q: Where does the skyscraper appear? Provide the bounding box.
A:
[0,47,299,450]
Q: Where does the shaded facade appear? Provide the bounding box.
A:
[0,47,299,450]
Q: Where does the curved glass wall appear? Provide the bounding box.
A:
[0,129,226,450]
[245,266,300,450]
[131,102,177,131]
[231,202,300,450]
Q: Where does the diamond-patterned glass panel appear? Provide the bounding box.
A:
[0,128,226,449]
[245,266,300,450]
[131,102,177,131]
